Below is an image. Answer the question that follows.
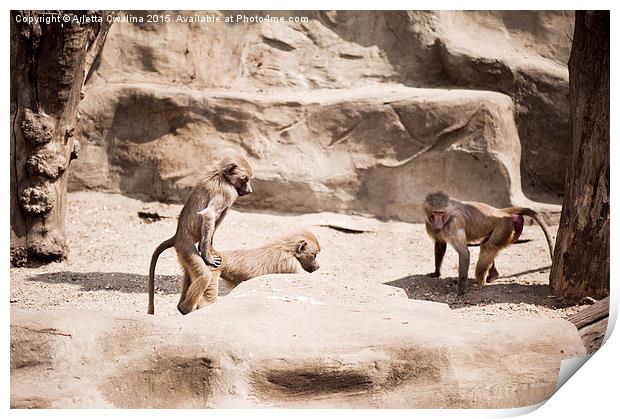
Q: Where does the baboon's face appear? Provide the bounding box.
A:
[224,162,253,197]
[295,239,320,273]
[423,192,450,234]
[427,210,447,234]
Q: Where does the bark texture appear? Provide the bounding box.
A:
[549,11,610,300]
[10,11,113,265]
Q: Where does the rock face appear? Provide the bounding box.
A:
[11,274,586,408]
[69,11,573,219]
[435,11,573,193]
[72,83,548,222]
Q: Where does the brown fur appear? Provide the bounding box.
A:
[148,154,253,315]
[423,191,554,295]
[219,230,321,285]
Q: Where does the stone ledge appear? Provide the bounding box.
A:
[11,274,585,408]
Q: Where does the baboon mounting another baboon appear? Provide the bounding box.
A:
[149,229,321,312]
[148,154,254,315]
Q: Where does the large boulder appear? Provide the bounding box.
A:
[71,11,573,206]
[11,274,585,408]
[434,11,574,194]
[71,83,558,222]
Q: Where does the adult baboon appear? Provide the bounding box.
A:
[423,191,553,295]
[148,154,253,315]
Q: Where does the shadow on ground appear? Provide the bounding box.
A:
[29,272,179,295]
[383,266,576,310]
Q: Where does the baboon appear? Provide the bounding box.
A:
[154,230,321,312]
[219,230,321,286]
[423,191,554,295]
[148,154,253,315]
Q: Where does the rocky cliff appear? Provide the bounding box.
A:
[70,11,573,221]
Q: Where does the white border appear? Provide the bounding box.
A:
[2,1,619,10]
[3,2,617,418]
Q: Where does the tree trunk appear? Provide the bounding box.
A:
[10,11,113,266]
[549,11,609,300]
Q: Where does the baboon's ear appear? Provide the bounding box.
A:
[296,240,307,254]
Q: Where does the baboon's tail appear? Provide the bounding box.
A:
[148,236,176,315]
[504,207,554,260]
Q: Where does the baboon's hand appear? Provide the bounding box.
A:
[427,271,441,278]
[203,253,222,268]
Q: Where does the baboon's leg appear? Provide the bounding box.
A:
[475,225,511,285]
[177,246,213,315]
[429,241,447,277]
[448,229,470,296]
[487,262,499,282]
[176,269,190,313]
[479,236,500,282]
[475,243,501,286]
[197,271,220,309]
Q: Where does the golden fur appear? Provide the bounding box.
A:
[423,191,553,295]
[220,230,321,285]
[148,154,253,315]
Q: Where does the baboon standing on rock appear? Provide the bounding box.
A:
[423,191,554,295]
[148,154,254,315]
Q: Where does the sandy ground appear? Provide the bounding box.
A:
[10,191,588,321]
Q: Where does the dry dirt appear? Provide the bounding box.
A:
[10,191,588,321]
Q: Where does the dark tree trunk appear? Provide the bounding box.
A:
[10,11,113,266]
[549,11,609,300]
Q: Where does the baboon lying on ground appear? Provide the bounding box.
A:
[194,230,321,307]
[423,191,554,295]
[219,229,321,286]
